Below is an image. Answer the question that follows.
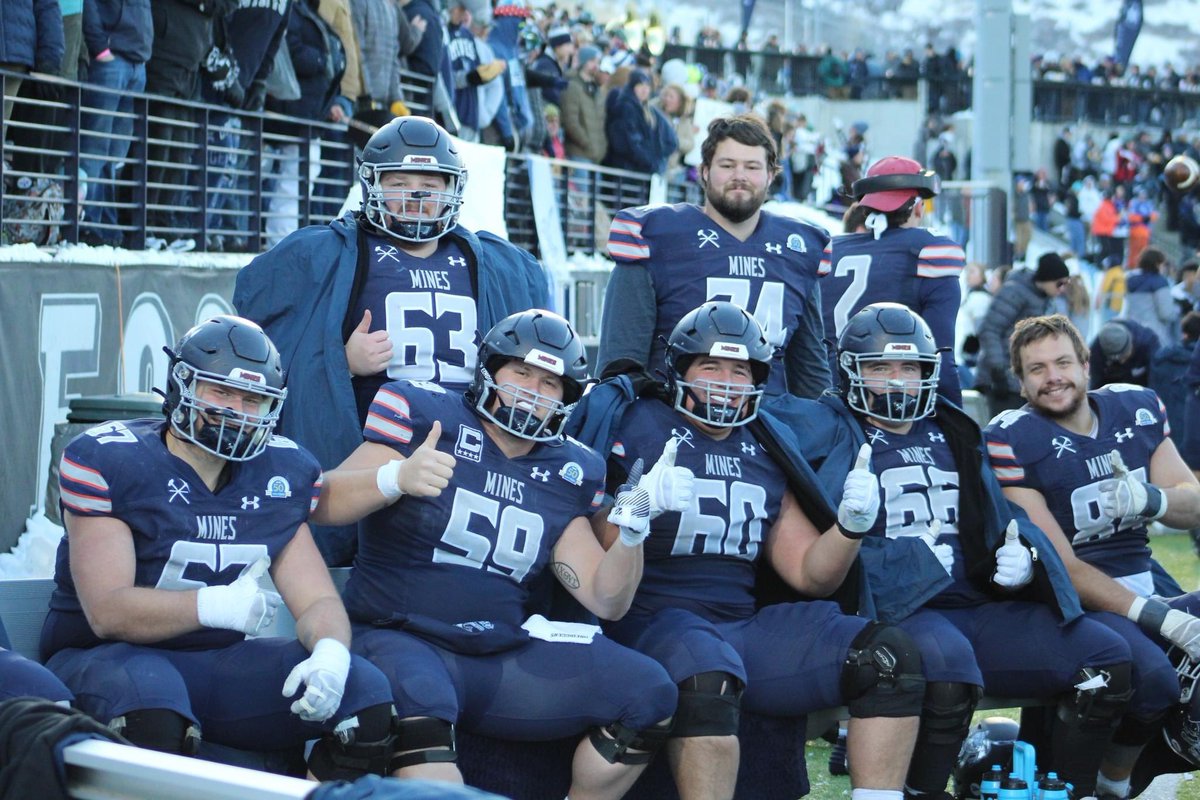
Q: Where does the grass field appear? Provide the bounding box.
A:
[800,531,1200,800]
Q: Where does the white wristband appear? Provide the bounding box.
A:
[376,460,405,500]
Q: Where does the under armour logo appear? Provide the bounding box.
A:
[1052,435,1076,458]
[447,255,466,267]
[671,428,696,448]
[741,442,757,456]
[867,429,888,446]
[697,229,720,248]
[374,245,400,262]
[241,496,260,510]
[765,242,781,254]
[167,478,191,504]
[1115,428,1134,442]
[928,432,945,443]
[530,467,550,482]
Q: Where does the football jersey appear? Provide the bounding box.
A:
[346,381,605,628]
[49,419,322,653]
[607,400,788,621]
[607,204,829,396]
[859,416,988,607]
[984,385,1171,579]
[352,232,478,423]
[821,228,965,400]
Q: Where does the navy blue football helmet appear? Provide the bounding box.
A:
[838,302,940,424]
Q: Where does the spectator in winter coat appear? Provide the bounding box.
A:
[603,70,676,175]
[1090,318,1160,388]
[0,0,63,120]
[560,43,606,164]
[1123,247,1179,346]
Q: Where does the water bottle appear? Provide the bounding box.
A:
[1037,772,1069,800]
[998,775,1031,800]
[980,764,1005,800]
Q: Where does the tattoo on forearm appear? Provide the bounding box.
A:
[551,561,581,589]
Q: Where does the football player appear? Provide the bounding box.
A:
[821,157,965,404]
[235,115,549,565]
[597,113,832,398]
[314,309,681,797]
[41,316,402,780]
[986,313,1200,800]
[773,303,1136,799]
[593,300,926,800]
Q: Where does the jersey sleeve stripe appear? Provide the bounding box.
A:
[365,413,413,444]
[818,242,832,275]
[310,474,324,513]
[373,388,411,419]
[60,456,110,492]
[916,264,965,278]
[992,466,1025,482]
[609,218,643,236]
[607,241,651,260]
[60,486,113,514]
[985,442,1016,460]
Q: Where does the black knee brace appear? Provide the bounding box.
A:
[388,716,458,771]
[671,671,744,738]
[308,703,400,781]
[906,682,982,797]
[589,717,674,765]
[1056,662,1134,731]
[110,708,200,755]
[841,623,925,719]
[1113,709,1169,747]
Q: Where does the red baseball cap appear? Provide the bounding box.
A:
[856,156,936,212]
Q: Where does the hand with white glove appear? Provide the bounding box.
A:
[919,520,954,577]
[1098,450,1167,523]
[196,558,281,636]
[638,438,695,517]
[376,421,457,500]
[837,444,880,539]
[282,638,351,722]
[992,519,1034,588]
[1129,597,1200,660]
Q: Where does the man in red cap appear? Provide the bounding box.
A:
[821,155,967,404]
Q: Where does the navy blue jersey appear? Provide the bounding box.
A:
[49,419,322,653]
[346,381,605,628]
[606,204,828,396]
[985,385,1171,579]
[607,400,788,621]
[351,231,477,421]
[859,416,988,607]
[822,228,965,402]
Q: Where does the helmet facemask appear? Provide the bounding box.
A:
[474,356,579,442]
[168,362,286,461]
[360,161,466,243]
[668,352,766,429]
[840,349,940,424]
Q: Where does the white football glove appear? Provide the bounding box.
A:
[1129,597,1200,660]
[1098,450,1167,522]
[638,438,695,517]
[282,638,351,722]
[837,444,880,538]
[196,557,281,636]
[919,520,954,577]
[992,519,1034,588]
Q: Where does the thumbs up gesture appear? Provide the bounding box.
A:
[992,519,1034,588]
[837,443,880,538]
[639,437,695,517]
[1098,449,1168,522]
[919,520,955,577]
[345,309,393,377]
[380,421,457,498]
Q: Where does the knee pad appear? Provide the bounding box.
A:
[110,708,200,755]
[1112,708,1168,747]
[1057,662,1133,731]
[920,681,982,746]
[388,716,458,771]
[841,623,925,719]
[308,703,400,781]
[671,671,743,738]
[589,717,674,765]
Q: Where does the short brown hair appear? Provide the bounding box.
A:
[700,114,779,176]
[1008,314,1089,379]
